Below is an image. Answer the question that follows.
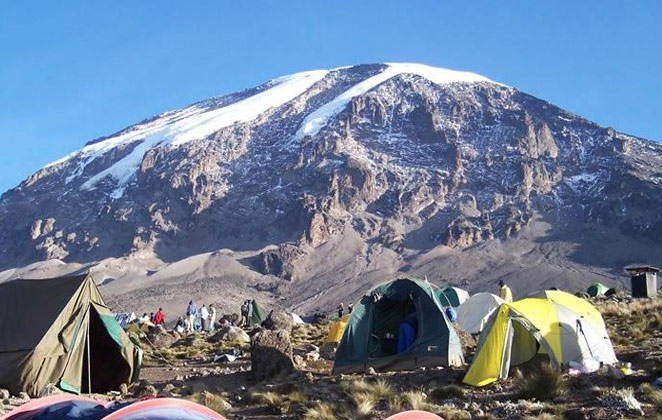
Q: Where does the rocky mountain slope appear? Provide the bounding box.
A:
[1,62,662,315]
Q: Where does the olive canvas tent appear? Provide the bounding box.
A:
[0,273,142,396]
[435,286,470,307]
[456,293,505,335]
[333,278,464,374]
[463,290,617,387]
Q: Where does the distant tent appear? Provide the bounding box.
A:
[463,290,617,387]
[291,313,305,325]
[324,314,350,343]
[248,300,268,327]
[333,278,464,374]
[456,293,505,335]
[436,286,470,307]
[0,395,228,420]
[586,283,609,297]
[0,273,142,396]
[113,312,136,329]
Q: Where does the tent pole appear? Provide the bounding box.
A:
[87,322,92,397]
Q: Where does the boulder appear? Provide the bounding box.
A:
[0,389,8,401]
[148,325,177,348]
[263,310,294,332]
[209,326,250,344]
[319,342,338,360]
[119,383,129,396]
[39,383,63,397]
[250,329,294,381]
[133,380,158,398]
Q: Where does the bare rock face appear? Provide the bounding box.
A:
[250,329,294,381]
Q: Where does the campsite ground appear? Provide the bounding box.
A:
[132,294,662,419]
[2,295,661,419]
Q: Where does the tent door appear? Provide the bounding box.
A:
[81,305,131,393]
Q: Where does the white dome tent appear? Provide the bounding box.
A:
[456,292,505,334]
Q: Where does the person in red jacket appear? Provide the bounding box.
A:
[153,308,165,325]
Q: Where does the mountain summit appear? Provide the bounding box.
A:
[2,63,662,313]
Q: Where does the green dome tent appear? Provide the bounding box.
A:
[435,286,470,307]
[333,278,464,374]
[248,300,268,326]
[586,283,609,297]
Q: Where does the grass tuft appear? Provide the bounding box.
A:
[187,391,230,414]
[429,384,467,403]
[518,362,566,401]
[304,402,337,420]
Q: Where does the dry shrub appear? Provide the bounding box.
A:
[403,390,430,410]
[429,384,467,403]
[187,391,229,415]
[639,383,662,412]
[304,402,337,420]
[251,391,287,413]
[518,362,566,401]
[524,414,557,420]
[339,378,392,418]
[434,406,472,420]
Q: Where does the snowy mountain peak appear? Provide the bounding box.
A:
[43,63,500,198]
[4,60,661,291]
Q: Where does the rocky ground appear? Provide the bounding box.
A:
[2,295,661,420]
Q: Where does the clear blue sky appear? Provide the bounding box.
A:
[1,1,661,194]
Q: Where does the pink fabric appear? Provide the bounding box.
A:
[100,398,227,420]
[385,411,445,420]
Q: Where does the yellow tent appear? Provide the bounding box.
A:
[324,314,350,343]
[463,290,617,387]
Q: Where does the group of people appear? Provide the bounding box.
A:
[173,301,218,334]
[139,308,166,326]
[336,302,354,318]
[240,300,256,327]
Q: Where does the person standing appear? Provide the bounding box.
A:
[186,300,197,333]
[240,301,249,327]
[246,300,254,327]
[499,280,513,303]
[337,303,344,318]
[153,308,165,326]
[208,304,217,332]
[200,304,209,332]
[348,303,354,314]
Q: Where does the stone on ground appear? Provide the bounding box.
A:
[319,342,338,360]
[263,309,294,332]
[250,329,294,380]
[208,326,250,344]
[148,325,178,348]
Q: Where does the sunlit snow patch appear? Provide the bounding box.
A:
[67,70,328,197]
[293,62,501,141]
